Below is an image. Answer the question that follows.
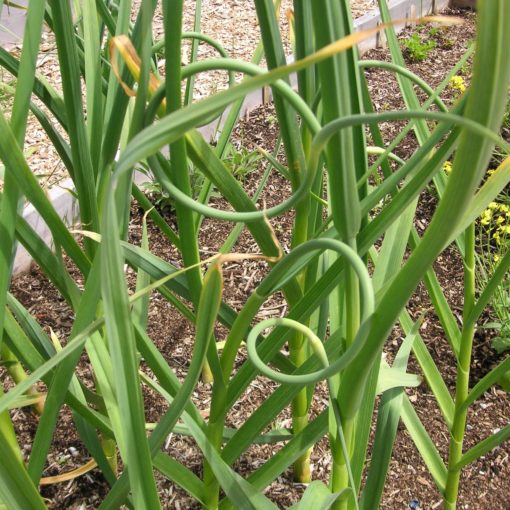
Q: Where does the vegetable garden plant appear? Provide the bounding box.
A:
[0,0,510,508]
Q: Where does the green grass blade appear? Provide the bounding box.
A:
[28,100,73,173]
[4,307,46,370]
[349,360,379,492]
[6,293,57,360]
[26,259,115,484]
[0,47,67,126]
[311,0,365,240]
[0,196,80,305]
[100,0,132,173]
[293,0,316,107]
[377,0,430,144]
[135,326,206,427]
[371,205,414,291]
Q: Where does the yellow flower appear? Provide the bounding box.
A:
[443,161,453,174]
[489,202,499,209]
[480,208,492,222]
[494,254,500,263]
[496,215,505,225]
[449,75,466,93]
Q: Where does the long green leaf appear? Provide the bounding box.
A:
[455,424,510,471]
[101,192,160,508]
[0,429,46,510]
[360,320,420,509]
[401,397,447,494]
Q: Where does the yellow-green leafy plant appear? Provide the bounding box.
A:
[402,31,437,61]
[0,1,510,509]
[477,200,510,355]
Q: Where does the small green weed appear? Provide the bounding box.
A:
[503,91,510,130]
[140,180,174,214]
[224,144,263,183]
[141,163,205,214]
[140,144,262,214]
[402,32,436,62]
[0,77,16,106]
[428,27,440,38]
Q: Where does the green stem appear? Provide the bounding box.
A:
[253,0,312,481]
[290,329,312,482]
[202,422,224,509]
[0,385,22,465]
[1,344,44,416]
[444,224,475,509]
[204,293,266,508]
[332,258,360,509]
[289,195,312,482]
[330,415,355,499]
[162,1,208,380]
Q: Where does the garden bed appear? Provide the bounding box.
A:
[7,7,510,509]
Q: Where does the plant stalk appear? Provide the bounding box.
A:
[162,0,209,382]
[332,259,360,509]
[444,224,476,509]
[1,344,44,416]
[203,293,266,508]
[290,329,312,482]
[0,385,22,465]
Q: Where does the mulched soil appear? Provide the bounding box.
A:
[6,6,510,510]
[0,0,374,190]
